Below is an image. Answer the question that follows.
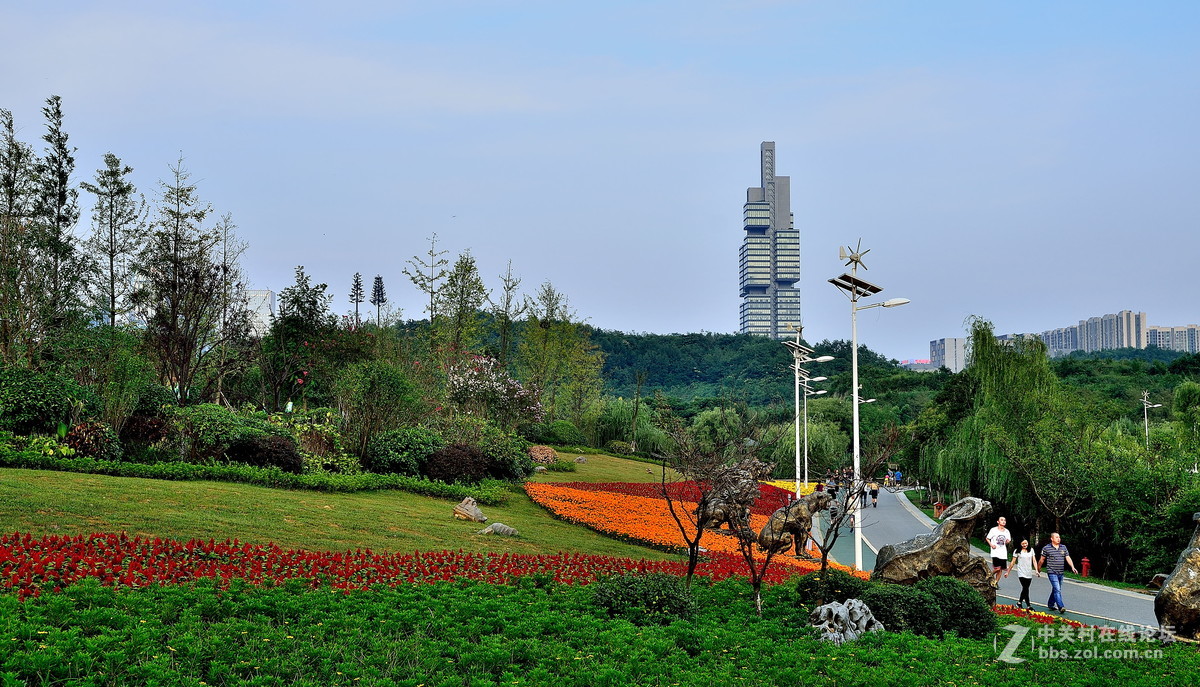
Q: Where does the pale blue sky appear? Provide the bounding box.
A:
[4,1,1198,360]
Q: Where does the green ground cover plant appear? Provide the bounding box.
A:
[1,577,1192,687]
[0,467,679,560]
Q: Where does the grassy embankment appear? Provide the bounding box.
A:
[0,453,679,559]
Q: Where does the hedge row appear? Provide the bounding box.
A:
[0,449,509,505]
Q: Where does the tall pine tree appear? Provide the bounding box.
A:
[369,274,387,327]
[349,272,364,328]
[81,153,147,329]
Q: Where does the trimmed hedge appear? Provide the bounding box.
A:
[0,449,508,505]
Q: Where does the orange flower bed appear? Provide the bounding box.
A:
[524,482,865,579]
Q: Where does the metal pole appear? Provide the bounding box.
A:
[851,291,862,572]
[803,386,810,490]
[794,354,801,498]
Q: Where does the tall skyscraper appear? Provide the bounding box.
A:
[739,142,800,338]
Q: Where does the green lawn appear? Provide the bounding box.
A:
[1,454,678,559]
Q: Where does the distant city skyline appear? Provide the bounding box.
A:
[5,3,1200,361]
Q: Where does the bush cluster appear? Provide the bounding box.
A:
[365,426,443,475]
[225,435,304,474]
[424,444,490,484]
[62,421,121,461]
[794,568,871,607]
[604,440,634,455]
[0,367,98,434]
[525,419,588,447]
[0,448,509,504]
[859,584,942,637]
[590,573,697,625]
[914,576,997,639]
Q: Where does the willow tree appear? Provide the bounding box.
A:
[917,318,1066,521]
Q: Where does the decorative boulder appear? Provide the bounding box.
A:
[1156,512,1200,640]
[478,522,519,536]
[533,466,548,474]
[810,599,884,644]
[453,497,487,523]
[871,496,996,605]
[574,456,588,464]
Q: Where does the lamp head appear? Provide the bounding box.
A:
[814,355,835,363]
[882,298,910,308]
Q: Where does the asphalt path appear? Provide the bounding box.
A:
[814,486,1159,630]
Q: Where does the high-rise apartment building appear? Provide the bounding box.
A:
[739,142,800,338]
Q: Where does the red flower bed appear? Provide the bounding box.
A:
[0,532,796,601]
[552,481,794,516]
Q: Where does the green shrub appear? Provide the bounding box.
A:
[914,576,997,639]
[860,583,943,636]
[0,366,98,434]
[604,440,633,455]
[477,423,532,480]
[526,419,588,446]
[0,450,509,504]
[591,573,696,625]
[63,421,122,461]
[166,404,283,462]
[547,460,577,472]
[794,568,873,606]
[365,426,443,475]
[133,382,177,417]
[226,435,304,474]
[423,444,490,484]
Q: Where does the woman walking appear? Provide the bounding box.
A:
[1004,539,1039,609]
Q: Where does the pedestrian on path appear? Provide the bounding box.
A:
[1037,532,1079,614]
[869,481,879,507]
[1004,539,1039,609]
[986,516,1011,587]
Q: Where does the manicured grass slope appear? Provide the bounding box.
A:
[0,454,677,559]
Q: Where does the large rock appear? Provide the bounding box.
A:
[810,599,884,644]
[453,497,487,523]
[1155,512,1200,640]
[478,522,518,536]
[871,496,996,605]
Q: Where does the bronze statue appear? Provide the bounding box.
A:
[871,496,996,605]
[758,491,833,556]
[1155,512,1200,640]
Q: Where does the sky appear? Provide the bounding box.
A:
[3,1,1199,361]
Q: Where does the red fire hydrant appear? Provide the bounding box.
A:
[1081,557,1090,578]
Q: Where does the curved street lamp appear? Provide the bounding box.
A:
[829,241,909,571]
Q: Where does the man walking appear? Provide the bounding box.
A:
[1037,532,1079,614]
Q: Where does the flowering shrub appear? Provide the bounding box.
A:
[528,445,559,465]
[0,532,794,600]
[447,355,543,428]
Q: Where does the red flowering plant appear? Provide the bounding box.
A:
[446,355,543,429]
[0,532,792,600]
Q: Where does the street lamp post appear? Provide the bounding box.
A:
[1142,390,1163,449]
[803,382,827,494]
[829,241,909,571]
[783,327,833,498]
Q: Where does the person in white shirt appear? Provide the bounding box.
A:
[986,516,1011,587]
[1003,539,1040,610]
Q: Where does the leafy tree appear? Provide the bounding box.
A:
[132,157,248,404]
[81,153,147,330]
[487,260,526,366]
[434,250,487,359]
[369,274,387,327]
[0,108,39,365]
[259,266,336,410]
[348,272,364,328]
[335,359,424,456]
[30,95,87,345]
[403,232,448,323]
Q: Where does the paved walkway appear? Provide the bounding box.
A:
[814,486,1159,629]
